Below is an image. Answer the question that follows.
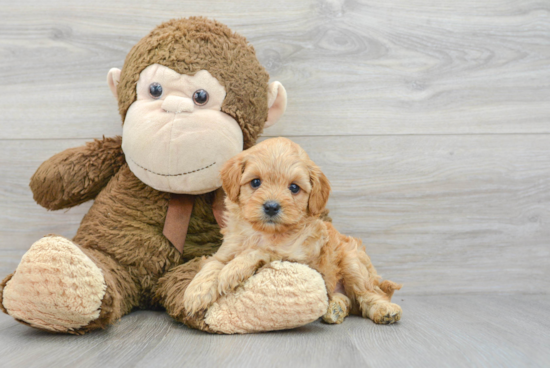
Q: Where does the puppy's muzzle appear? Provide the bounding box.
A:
[263,201,281,217]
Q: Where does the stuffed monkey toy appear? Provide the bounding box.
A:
[0,18,329,334]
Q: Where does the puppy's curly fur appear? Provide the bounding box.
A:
[184,137,403,325]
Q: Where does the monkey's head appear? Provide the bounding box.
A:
[106,17,287,194]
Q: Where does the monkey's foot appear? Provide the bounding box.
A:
[204,261,328,334]
[1,236,107,332]
[322,294,350,324]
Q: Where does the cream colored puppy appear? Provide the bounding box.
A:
[184,137,402,325]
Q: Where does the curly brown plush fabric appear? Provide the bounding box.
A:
[30,136,126,210]
[117,17,270,149]
[153,258,218,333]
[72,163,223,309]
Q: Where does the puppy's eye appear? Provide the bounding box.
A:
[289,183,300,194]
[149,83,163,99]
[251,179,261,189]
[193,89,209,106]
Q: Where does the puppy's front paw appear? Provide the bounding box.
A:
[183,279,219,316]
[370,302,402,325]
[217,264,250,296]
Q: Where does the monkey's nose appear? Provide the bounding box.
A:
[263,201,281,217]
[162,95,194,114]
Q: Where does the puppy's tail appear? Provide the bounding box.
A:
[378,280,402,301]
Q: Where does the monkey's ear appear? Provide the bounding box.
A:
[220,154,245,203]
[308,161,331,216]
[107,68,122,100]
[265,81,287,128]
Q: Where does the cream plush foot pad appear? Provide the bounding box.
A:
[2,236,106,332]
[205,261,328,334]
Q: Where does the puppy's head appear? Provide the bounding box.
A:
[220,137,331,233]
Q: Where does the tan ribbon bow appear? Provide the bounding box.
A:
[163,188,226,253]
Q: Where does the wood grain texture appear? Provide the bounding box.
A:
[1,136,548,295]
[0,0,549,139]
[1,1,549,365]
[0,295,548,368]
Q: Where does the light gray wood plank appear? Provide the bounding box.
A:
[0,295,548,368]
[0,139,92,262]
[0,0,549,139]
[1,136,548,295]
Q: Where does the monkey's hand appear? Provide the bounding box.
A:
[30,136,125,210]
[217,250,271,296]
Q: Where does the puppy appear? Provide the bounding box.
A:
[183,137,402,325]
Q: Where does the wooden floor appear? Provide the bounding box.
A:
[1,295,548,368]
[1,0,549,367]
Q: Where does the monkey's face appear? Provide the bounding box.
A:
[121,64,244,194]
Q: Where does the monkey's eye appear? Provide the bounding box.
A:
[289,183,300,194]
[149,83,163,99]
[250,179,261,189]
[193,89,209,106]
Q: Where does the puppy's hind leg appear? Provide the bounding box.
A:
[356,291,402,325]
[341,246,402,325]
[357,257,402,325]
[322,293,350,324]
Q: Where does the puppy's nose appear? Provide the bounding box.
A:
[263,201,281,217]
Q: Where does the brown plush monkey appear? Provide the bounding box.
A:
[0,18,329,334]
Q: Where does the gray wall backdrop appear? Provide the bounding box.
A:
[0,0,549,296]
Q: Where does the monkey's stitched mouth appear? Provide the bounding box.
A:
[129,158,216,177]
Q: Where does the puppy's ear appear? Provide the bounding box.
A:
[308,161,331,216]
[221,154,245,202]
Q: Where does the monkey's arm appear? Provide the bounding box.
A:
[30,136,125,210]
[156,259,328,334]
